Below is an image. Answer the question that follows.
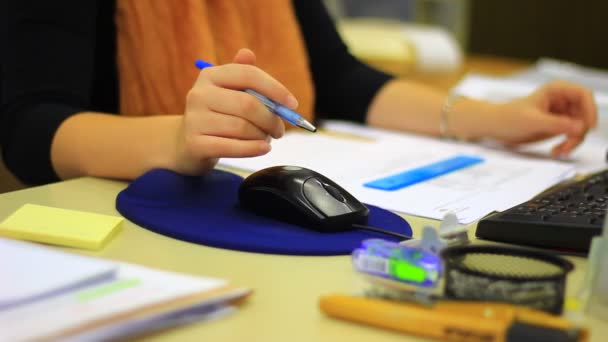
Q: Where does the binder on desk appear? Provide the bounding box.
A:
[0,238,251,341]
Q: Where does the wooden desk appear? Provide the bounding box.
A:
[0,175,606,342]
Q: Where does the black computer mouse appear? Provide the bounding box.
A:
[238,166,370,232]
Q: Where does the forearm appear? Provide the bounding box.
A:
[51,113,181,180]
[365,79,497,140]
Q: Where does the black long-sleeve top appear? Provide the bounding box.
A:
[0,0,392,185]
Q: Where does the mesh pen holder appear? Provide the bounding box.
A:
[441,245,574,314]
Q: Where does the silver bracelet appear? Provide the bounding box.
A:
[439,93,462,139]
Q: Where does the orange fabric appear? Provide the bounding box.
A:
[115,0,314,122]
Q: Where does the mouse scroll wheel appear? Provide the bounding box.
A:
[322,183,346,202]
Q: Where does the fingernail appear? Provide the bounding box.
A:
[260,141,271,153]
[265,135,272,144]
[285,95,299,109]
[572,122,584,135]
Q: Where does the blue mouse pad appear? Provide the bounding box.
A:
[115,169,412,255]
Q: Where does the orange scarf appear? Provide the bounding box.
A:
[115,0,314,123]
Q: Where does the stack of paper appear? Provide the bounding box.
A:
[0,238,250,341]
[0,238,117,311]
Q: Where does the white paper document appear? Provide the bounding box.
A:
[0,239,248,341]
[0,238,117,310]
[512,119,608,175]
[0,264,228,341]
[220,121,576,224]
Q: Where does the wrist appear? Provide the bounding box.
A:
[446,97,498,140]
[149,115,183,173]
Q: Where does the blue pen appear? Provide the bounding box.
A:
[195,60,317,132]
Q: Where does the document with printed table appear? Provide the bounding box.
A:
[0,238,250,341]
[220,120,576,224]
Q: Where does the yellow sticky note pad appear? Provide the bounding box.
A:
[0,204,123,250]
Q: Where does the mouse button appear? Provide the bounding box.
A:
[302,178,352,217]
[322,183,346,202]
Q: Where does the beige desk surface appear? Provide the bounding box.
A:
[1,55,604,341]
[0,175,606,342]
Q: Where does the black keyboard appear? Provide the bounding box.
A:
[476,169,608,254]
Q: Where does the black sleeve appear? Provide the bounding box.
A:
[0,0,116,185]
[293,0,393,122]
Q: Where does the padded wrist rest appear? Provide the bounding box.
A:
[116,169,412,256]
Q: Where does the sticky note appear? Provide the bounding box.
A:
[0,204,123,250]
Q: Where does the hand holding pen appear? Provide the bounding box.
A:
[175,49,305,175]
[194,60,316,132]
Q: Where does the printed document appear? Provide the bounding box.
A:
[220,121,575,224]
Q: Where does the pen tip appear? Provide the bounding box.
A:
[299,120,317,133]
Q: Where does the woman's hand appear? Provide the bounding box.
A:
[488,80,597,158]
[173,48,298,175]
